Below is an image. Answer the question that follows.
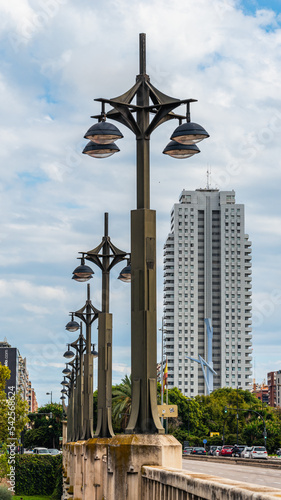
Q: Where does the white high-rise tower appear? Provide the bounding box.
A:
[163,189,252,396]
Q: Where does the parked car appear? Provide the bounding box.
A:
[276,449,281,456]
[183,447,193,455]
[208,445,219,456]
[249,446,268,459]
[33,447,51,455]
[48,448,62,455]
[219,445,233,457]
[241,447,252,458]
[191,447,207,455]
[214,446,222,456]
[231,445,247,457]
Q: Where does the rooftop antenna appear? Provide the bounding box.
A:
[206,166,212,189]
[206,168,209,189]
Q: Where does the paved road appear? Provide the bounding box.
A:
[182,459,281,490]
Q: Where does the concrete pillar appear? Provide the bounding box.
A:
[83,438,111,500]
[63,434,181,499]
[107,434,182,500]
[62,420,67,445]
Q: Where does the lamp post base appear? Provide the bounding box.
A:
[63,434,181,500]
[107,434,182,500]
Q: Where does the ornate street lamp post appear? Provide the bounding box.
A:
[82,33,209,434]
[71,285,99,440]
[46,391,53,404]
[69,324,87,441]
[73,212,129,437]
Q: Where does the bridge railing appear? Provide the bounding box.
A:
[142,465,281,500]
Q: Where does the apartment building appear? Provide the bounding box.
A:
[163,189,253,396]
[0,338,38,411]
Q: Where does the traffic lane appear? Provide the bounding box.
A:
[182,458,281,489]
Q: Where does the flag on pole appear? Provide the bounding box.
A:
[163,359,168,393]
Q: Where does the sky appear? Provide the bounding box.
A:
[0,0,281,407]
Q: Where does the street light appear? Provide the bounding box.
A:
[63,344,75,359]
[65,313,79,332]
[84,118,123,144]
[73,212,129,438]
[162,141,200,159]
[68,284,99,440]
[72,256,94,282]
[64,359,76,442]
[62,364,71,375]
[82,33,209,434]
[66,324,87,441]
[118,261,131,283]
[46,391,53,404]
[83,141,120,158]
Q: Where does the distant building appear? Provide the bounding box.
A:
[156,362,162,384]
[267,370,281,408]
[0,338,38,411]
[276,370,281,408]
[267,371,277,407]
[27,380,38,413]
[163,189,253,397]
[251,379,269,406]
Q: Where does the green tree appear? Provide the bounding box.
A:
[112,375,131,431]
[168,387,204,436]
[158,385,281,452]
[0,364,11,392]
[0,363,29,446]
[24,403,63,449]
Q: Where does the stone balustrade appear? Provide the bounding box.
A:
[142,466,281,500]
[62,436,281,500]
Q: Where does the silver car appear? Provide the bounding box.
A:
[241,446,252,458]
[33,447,51,455]
[249,446,268,459]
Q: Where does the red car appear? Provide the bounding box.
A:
[219,445,233,456]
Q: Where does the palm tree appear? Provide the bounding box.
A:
[112,375,131,431]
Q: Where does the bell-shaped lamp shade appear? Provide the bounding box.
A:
[91,346,98,358]
[60,395,66,400]
[62,366,71,375]
[118,264,131,282]
[61,378,69,386]
[65,319,79,332]
[61,388,68,394]
[72,263,94,280]
[63,348,75,359]
[84,122,123,144]
[72,275,92,282]
[171,122,209,145]
[82,141,120,158]
[163,141,200,159]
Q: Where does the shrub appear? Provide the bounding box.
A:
[15,454,62,496]
[0,448,9,480]
[0,485,13,500]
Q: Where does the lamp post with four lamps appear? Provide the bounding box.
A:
[72,212,130,438]
[82,33,209,434]
[65,286,99,440]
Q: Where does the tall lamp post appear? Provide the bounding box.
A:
[82,33,209,434]
[65,322,87,441]
[70,285,99,440]
[46,391,53,404]
[72,212,129,437]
